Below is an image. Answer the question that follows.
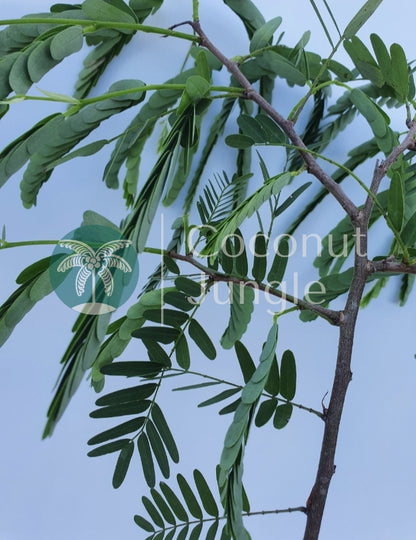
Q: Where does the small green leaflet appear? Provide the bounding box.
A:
[267,236,290,284]
[138,433,156,487]
[255,397,278,427]
[349,89,396,154]
[279,350,296,401]
[251,232,267,282]
[388,173,404,232]
[188,319,217,360]
[274,403,293,429]
[234,341,256,383]
[343,0,384,39]
[113,441,134,488]
[0,257,53,347]
[220,284,255,349]
[82,0,138,30]
[223,0,265,38]
[249,17,282,53]
[50,26,84,61]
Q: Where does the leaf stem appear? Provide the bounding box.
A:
[0,18,197,42]
[0,239,59,250]
[192,0,200,22]
[0,85,244,108]
[169,367,323,418]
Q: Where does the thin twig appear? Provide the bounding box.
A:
[188,20,360,221]
[368,258,416,275]
[167,251,341,325]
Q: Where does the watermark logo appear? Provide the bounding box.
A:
[50,225,139,314]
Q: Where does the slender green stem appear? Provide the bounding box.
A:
[290,35,345,123]
[146,506,307,536]
[192,0,200,22]
[0,18,198,42]
[0,85,244,108]
[168,367,323,418]
[0,239,59,250]
[288,79,351,119]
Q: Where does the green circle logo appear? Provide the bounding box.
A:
[49,225,139,315]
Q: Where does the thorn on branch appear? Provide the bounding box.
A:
[321,391,329,419]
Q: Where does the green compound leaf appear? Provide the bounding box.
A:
[201,172,292,257]
[219,324,278,480]
[112,440,134,488]
[0,80,146,206]
[0,257,53,347]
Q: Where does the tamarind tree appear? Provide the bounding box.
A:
[0,1,415,538]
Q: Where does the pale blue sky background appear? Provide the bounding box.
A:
[0,1,415,539]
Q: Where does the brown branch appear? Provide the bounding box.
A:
[170,19,416,540]
[368,257,416,275]
[363,120,416,220]
[188,20,360,221]
[167,251,342,325]
[303,217,368,540]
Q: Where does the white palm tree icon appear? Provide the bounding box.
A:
[57,238,133,306]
